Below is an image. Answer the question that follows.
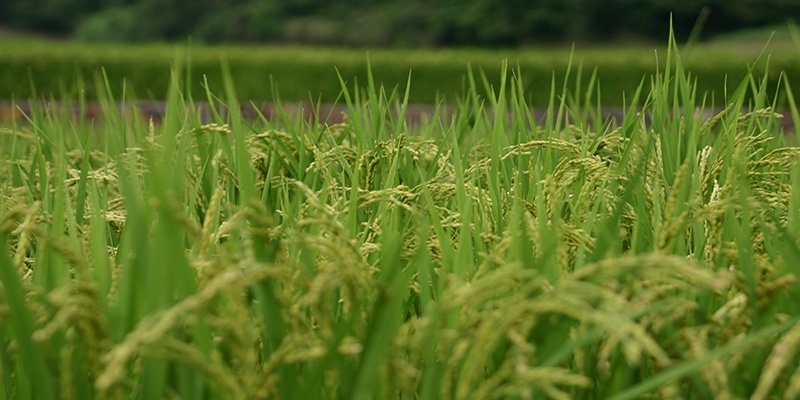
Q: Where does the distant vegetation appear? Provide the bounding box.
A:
[1,35,800,106]
[1,0,800,46]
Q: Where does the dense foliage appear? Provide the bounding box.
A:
[2,0,800,46]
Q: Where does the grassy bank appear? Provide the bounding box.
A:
[2,35,800,106]
[2,36,800,399]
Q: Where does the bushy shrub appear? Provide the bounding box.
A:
[74,7,139,43]
[4,0,800,46]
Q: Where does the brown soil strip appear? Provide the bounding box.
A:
[1,101,796,132]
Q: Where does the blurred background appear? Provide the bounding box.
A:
[1,0,799,47]
[3,0,800,110]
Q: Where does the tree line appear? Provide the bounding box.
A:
[1,0,799,46]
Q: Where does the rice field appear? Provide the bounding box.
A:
[2,36,800,399]
[2,29,800,106]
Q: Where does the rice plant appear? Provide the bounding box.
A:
[2,34,800,400]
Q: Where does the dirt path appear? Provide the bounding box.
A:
[1,101,796,133]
